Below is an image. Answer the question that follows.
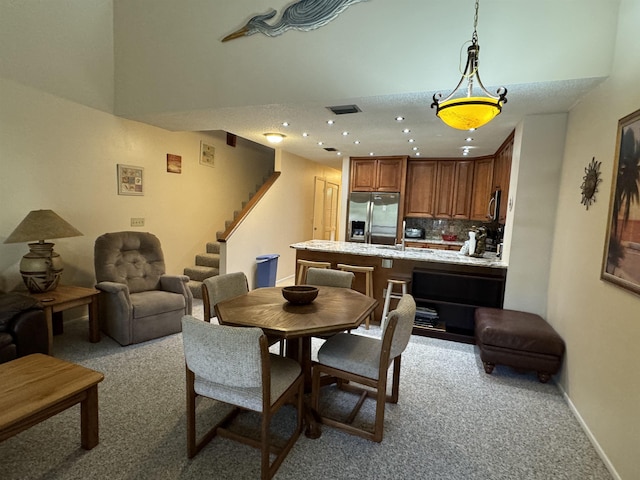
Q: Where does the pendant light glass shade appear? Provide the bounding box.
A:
[436,96,503,130]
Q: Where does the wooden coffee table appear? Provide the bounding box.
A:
[30,285,101,354]
[0,354,104,449]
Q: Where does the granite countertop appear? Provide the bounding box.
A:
[290,240,507,269]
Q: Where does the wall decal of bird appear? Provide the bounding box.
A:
[222,0,368,42]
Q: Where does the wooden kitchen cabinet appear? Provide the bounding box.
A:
[350,156,407,192]
[470,156,495,221]
[405,160,437,217]
[435,160,473,219]
[493,132,514,223]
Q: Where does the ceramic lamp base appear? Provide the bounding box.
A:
[19,242,63,293]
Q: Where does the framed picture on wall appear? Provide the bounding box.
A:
[117,164,144,196]
[200,141,215,167]
[601,108,640,295]
[167,154,182,174]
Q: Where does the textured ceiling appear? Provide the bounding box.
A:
[113,1,617,171]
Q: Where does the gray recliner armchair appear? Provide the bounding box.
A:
[94,231,192,346]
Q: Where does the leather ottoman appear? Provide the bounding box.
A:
[475,308,565,383]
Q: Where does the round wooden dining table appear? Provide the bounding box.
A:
[214,285,378,438]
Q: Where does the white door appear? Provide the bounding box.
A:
[312,177,325,240]
[312,177,340,240]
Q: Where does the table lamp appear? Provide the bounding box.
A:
[4,209,83,293]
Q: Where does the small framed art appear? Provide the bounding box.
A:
[117,164,144,196]
[167,154,182,174]
[200,141,215,167]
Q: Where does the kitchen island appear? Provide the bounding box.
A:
[290,240,507,343]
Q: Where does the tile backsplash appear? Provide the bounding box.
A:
[405,218,481,241]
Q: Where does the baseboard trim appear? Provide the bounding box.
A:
[556,382,621,480]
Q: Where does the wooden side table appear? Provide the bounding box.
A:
[30,285,100,354]
[0,354,104,449]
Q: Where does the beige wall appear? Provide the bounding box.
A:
[0,78,273,293]
[503,113,567,316]
[223,150,341,288]
[547,1,640,478]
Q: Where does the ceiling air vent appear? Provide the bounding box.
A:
[326,104,361,115]
[324,147,338,152]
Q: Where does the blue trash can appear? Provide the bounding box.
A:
[255,254,279,288]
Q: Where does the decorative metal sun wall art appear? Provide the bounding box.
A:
[580,157,601,209]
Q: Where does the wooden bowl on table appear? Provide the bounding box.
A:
[282,285,319,305]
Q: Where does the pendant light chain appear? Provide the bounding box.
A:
[472,0,479,45]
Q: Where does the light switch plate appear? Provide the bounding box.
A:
[131,217,145,227]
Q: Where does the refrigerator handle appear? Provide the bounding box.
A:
[366,198,373,244]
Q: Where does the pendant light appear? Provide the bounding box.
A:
[431,0,507,130]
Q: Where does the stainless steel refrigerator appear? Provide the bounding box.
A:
[347,192,400,245]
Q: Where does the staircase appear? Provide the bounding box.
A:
[185,172,278,299]
[185,240,221,299]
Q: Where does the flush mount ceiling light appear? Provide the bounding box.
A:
[431,0,507,130]
[264,133,285,144]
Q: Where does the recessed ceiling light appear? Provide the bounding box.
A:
[336,151,342,156]
[318,141,324,146]
[369,152,375,156]
[408,139,415,143]
[354,140,360,144]
[395,116,405,121]
[415,152,421,156]
[466,137,473,142]
[469,128,476,132]
[412,147,418,151]
[327,120,334,125]
[403,128,411,134]
[463,152,469,156]
[342,131,349,136]
[302,132,309,137]
[282,122,289,127]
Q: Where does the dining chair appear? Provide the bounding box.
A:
[202,272,248,323]
[181,316,304,480]
[311,294,416,442]
[203,272,283,354]
[305,267,354,288]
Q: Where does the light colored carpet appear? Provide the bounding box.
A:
[0,300,612,479]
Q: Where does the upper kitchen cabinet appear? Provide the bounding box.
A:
[492,132,514,223]
[469,156,495,221]
[405,160,437,217]
[435,160,474,219]
[350,156,407,192]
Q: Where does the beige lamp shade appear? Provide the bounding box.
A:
[4,210,83,293]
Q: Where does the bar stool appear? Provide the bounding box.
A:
[382,278,411,323]
[337,264,374,329]
[296,259,331,285]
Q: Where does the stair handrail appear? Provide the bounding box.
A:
[217,171,281,243]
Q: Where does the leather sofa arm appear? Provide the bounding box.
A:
[12,308,48,357]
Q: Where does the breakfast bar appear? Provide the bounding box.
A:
[291,240,508,343]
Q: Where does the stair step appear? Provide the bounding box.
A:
[196,252,219,268]
[184,265,219,282]
[206,242,220,254]
[188,280,203,299]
